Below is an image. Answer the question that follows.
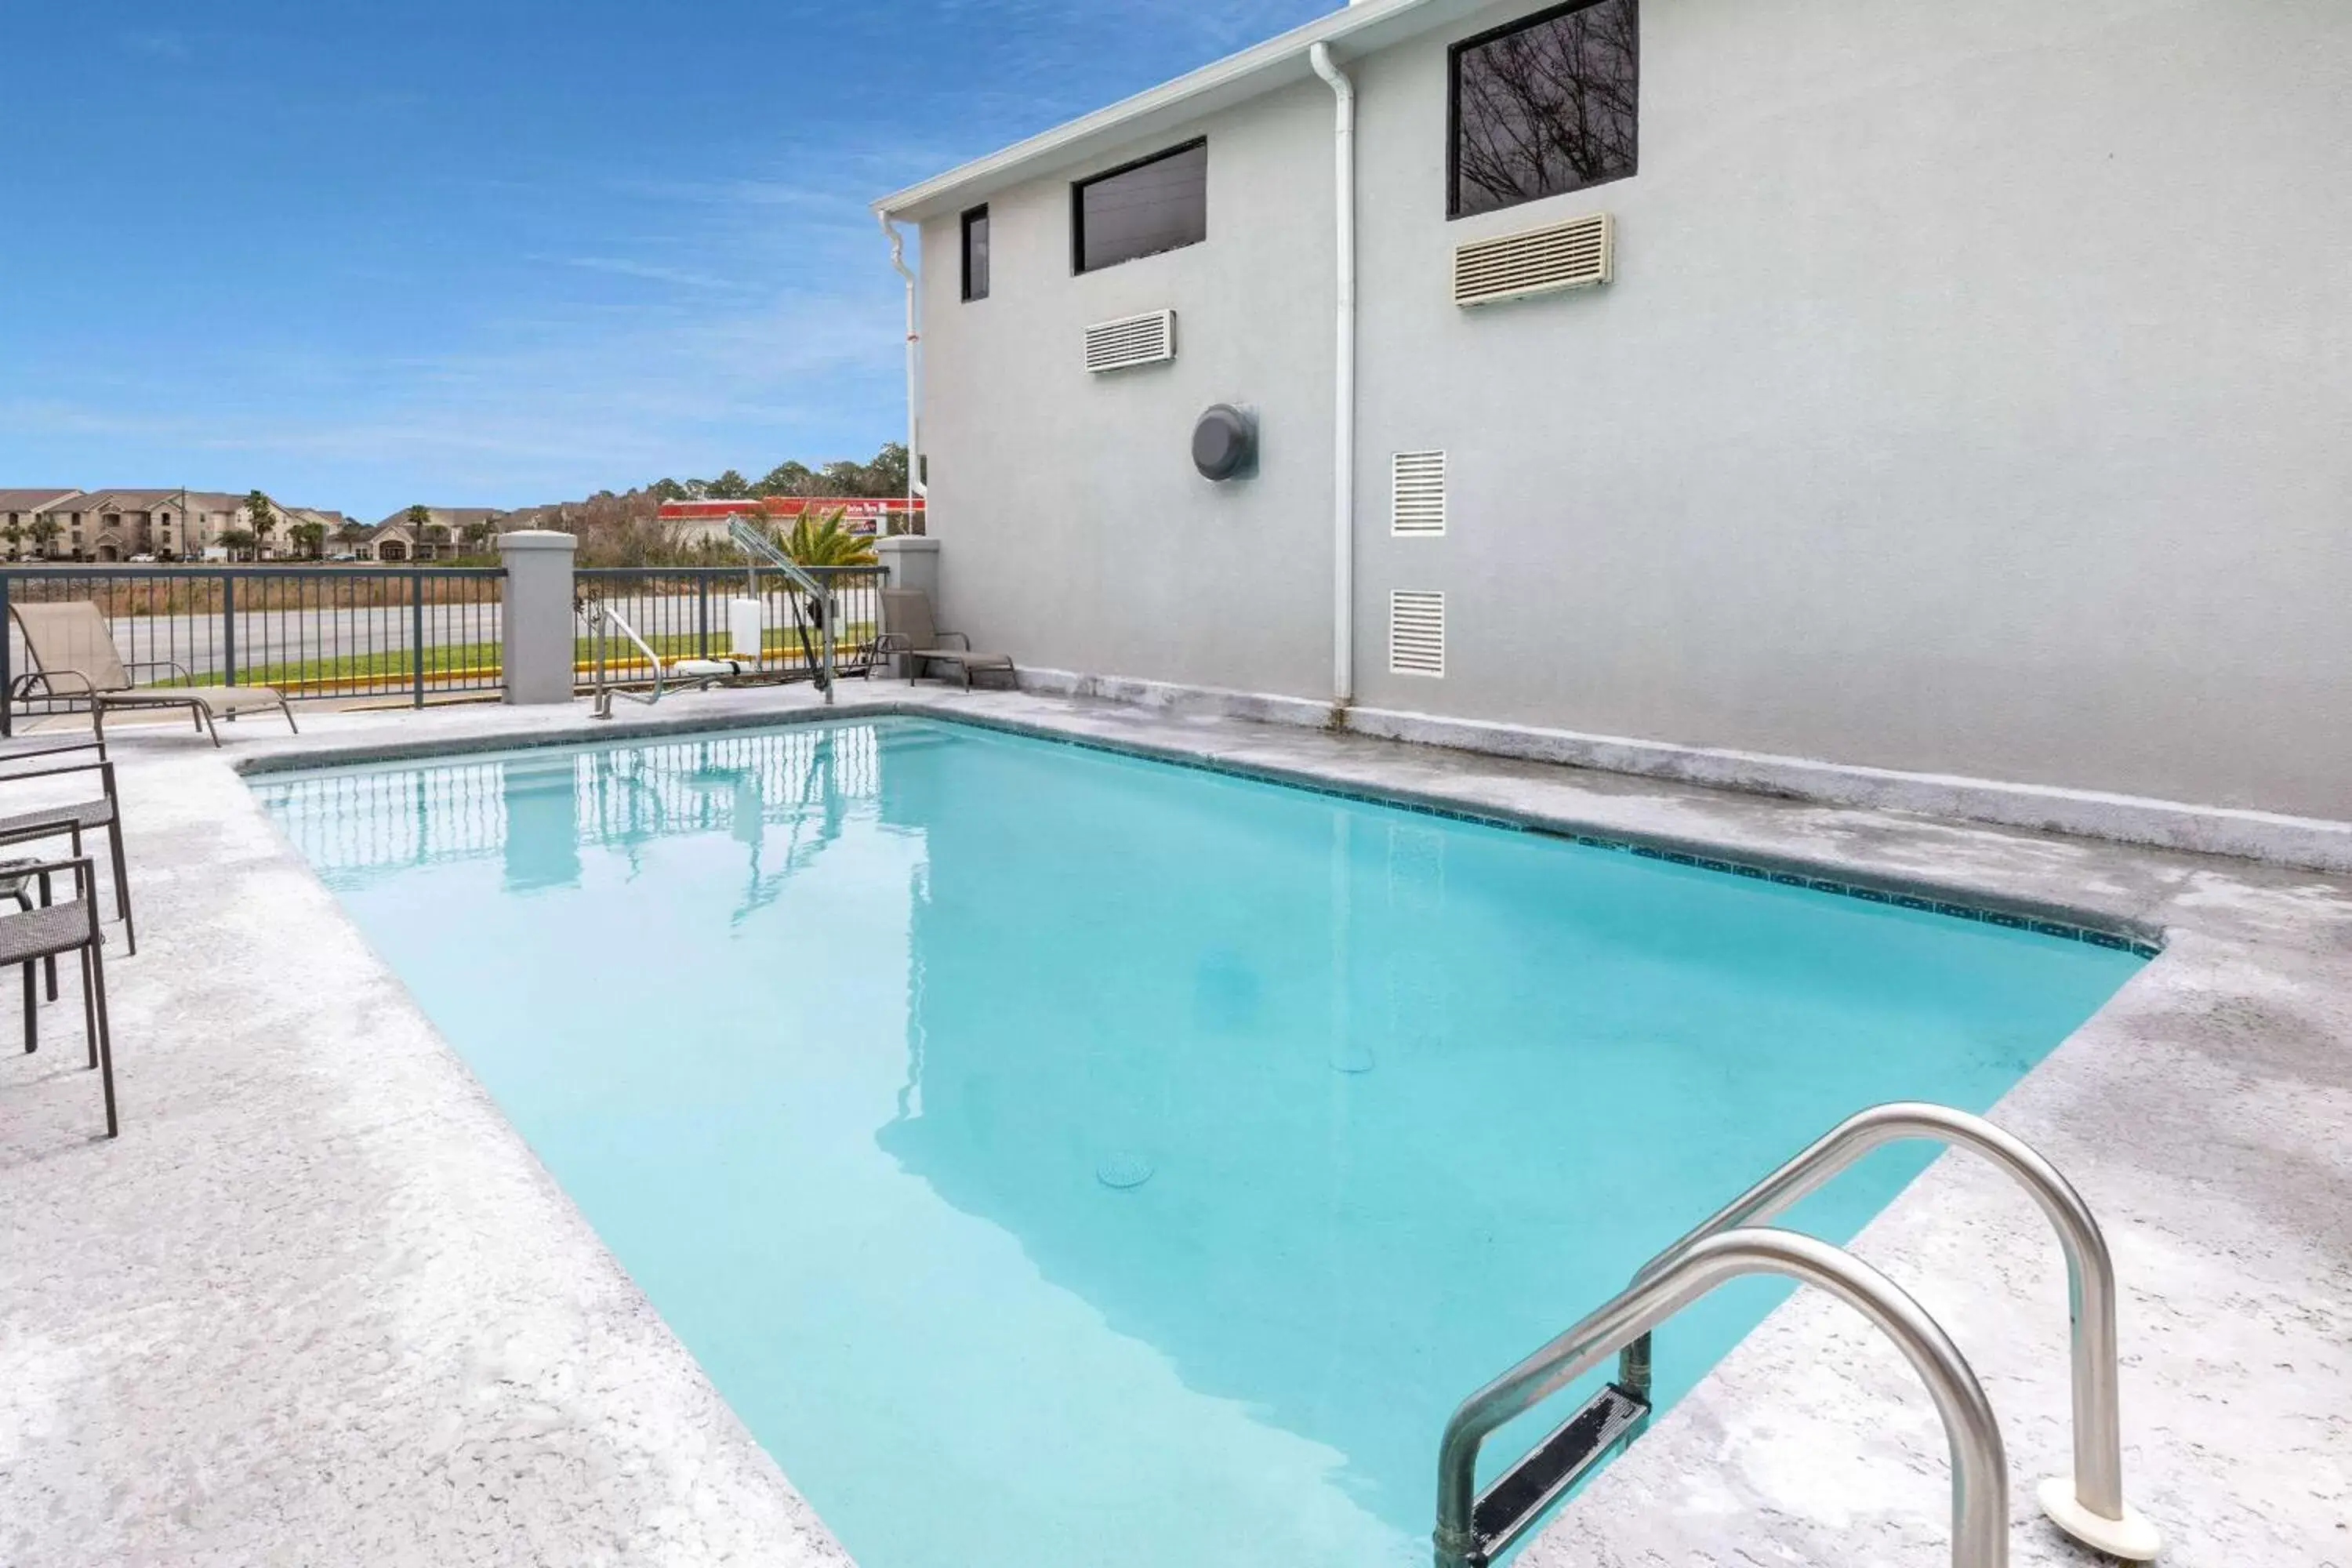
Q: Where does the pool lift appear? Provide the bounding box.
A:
[578,514,837,719]
[1432,1101,2161,1568]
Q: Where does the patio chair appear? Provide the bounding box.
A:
[873,590,1015,690]
[0,721,108,767]
[0,855,120,1138]
[9,600,298,746]
[1,857,64,1011]
[0,750,135,955]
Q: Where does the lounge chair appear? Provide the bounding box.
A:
[873,590,1014,690]
[9,600,298,746]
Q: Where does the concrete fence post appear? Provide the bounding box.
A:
[874,534,939,597]
[873,535,940,680]
[498,530,579,704]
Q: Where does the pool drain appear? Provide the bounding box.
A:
[1330,1042,1376,1074]
[1096,1153,1155,1189]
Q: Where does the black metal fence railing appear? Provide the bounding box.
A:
[0,561,887,735]
[572,565,886,687]
[0,564,506,735]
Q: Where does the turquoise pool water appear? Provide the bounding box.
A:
[252,717,2140,1568]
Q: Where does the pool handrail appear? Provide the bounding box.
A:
[1433,1226,2007,1568]
[578,592,668,717]
[1615,1101,2158,1558]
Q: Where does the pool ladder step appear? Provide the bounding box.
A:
[1432,1101,2165,1568]
[1465,1381,1649,1565]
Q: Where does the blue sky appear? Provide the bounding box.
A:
[0,0,1331,519]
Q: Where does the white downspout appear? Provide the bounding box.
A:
[878,211,922,533]
[1308,42,1356,708]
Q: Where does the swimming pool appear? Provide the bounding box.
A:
[252,716,2141,1567]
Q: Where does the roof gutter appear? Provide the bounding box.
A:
[1309,42,1356,708]
[870,0,1472,223]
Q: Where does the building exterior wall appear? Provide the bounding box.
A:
[4,495,287,559]
[919,0,2352,820]
[920,80,1339,702]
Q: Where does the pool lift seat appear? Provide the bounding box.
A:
[1433,1101,2162,1568]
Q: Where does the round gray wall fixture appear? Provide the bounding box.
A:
[1192,403,1257,481]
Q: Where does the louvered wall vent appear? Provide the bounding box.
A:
[1392,450,1446,535]
[1083,309,1178,373]
[1454,212,1613,308]
[1389,590,1446,677]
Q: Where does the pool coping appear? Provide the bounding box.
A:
[5,682,2347,1567]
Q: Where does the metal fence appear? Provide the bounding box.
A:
[0,560,891,735]
[572,565,886,688]
[0,564,506,733]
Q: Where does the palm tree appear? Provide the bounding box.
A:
[29,517,63,559]
[244,490,278,557]
[335,520,369,557]
[774,509,876,635]
[778,508,877,568]
[289,521,328,560]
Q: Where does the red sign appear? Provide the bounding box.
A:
[659,495,922,527]
[657,495,923,538]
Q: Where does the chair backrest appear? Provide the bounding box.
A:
[11,601,130,693]
[880,589,938,648]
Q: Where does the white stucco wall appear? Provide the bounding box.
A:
[917,0,2352,819]
[920,82,1338,702]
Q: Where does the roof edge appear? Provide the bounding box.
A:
[873,0,1486,223]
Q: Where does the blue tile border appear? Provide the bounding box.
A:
[241,700,2165,963]
[917,710,2165,960]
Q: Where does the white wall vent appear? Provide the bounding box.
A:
[1392,451,1446,536]
[1454,212,1613,308]
[1083,309,1178,373]
[1388,590,1445,677]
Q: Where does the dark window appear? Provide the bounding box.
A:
[1449,0,1638,220]
[1073,139,1206,274]
[960,205,989,301]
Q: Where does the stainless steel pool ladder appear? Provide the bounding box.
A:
[1433,1102,2163,1568]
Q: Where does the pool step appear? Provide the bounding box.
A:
[1466,1382,1650,1564]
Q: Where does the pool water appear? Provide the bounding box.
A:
[253,717,2140,1568]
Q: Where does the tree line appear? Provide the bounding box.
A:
[647,443,909,504]
[0,443,910,566]
[524,442,909,566]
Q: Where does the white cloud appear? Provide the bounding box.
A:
[0,127,918,512]
[118,30,190,59]
[550,256,740,292]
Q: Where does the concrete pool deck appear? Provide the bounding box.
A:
[2,683,2345,1566]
